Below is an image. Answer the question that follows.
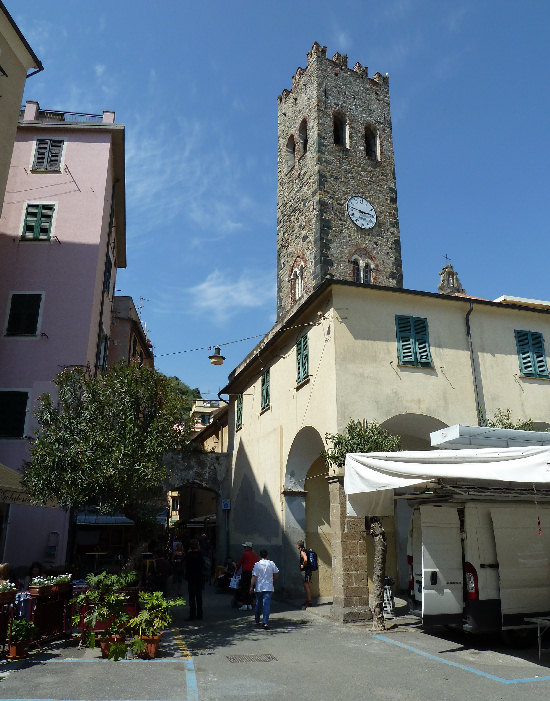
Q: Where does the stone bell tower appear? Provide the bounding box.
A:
[276,42,403,320]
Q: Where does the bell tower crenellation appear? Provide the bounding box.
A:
[276,42,403,321]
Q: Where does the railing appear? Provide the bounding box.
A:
[20,108,103,123]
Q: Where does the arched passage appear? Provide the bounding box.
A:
[282,426,329,599]
[380,413,448,449]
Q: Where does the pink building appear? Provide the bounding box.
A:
[0,100,126,569]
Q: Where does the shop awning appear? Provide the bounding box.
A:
[0,462,47,505]
[345,446,550,517]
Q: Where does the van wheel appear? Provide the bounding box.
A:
[501,628,535,649]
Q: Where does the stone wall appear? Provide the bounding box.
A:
[276,42,403,321]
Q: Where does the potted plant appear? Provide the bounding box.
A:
[71,571,138,661]
[0,580,17,605]
[29,575,55,597]
[128,591,185,659]
[9,619,37,659]
[51,573,72,596]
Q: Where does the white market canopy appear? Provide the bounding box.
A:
[431,424,550,449]
[345,446,550,517]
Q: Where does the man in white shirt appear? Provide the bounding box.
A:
[249,549,279,629]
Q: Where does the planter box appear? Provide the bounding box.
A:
[51,582,72,596]
[0,591,16,605]
[29,585,52,598]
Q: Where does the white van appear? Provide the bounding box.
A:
[407,500,550,638]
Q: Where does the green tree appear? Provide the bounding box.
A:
[323,420,401,631]
[23,363,192,522]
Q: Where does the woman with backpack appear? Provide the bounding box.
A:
[297,540,314,608]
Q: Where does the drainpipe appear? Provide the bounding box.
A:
[465,302,483,425]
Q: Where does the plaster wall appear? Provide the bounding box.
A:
[0,125,117,568]
[0,13,38,215]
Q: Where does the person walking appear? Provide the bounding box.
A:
[250,549,279,629]
[236,541,258,610]
[185,538,204,621]
[297,540,313,608]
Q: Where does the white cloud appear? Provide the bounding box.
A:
[333,30,352,52]
[154,270,275,324]
[94,64,106,78]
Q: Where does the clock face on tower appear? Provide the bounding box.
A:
[347,196,376,229]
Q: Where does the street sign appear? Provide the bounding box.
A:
[221,499,231,510]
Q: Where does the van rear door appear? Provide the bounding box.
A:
[421,504,463,626]
[490,504,550,625]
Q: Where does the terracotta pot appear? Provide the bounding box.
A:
[8,641,30,659]
[29,585,52,597]
[0,590,16,605]
[138,633,162,659]
[99,635,125,659]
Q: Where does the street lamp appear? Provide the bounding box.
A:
[208,346,225,366]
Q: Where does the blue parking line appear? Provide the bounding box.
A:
[374,635,550,684]
[184,657,199,701]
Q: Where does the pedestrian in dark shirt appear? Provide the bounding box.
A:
[185,539,204,621]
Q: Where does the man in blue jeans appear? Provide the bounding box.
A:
[249,549,279,630]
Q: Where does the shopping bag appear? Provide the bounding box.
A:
[229,569,241,589]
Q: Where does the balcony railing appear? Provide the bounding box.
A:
[20,108,104,123]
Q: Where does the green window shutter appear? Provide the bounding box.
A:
[515,330,535,376]
[236,394,243,429]
[296,334,309,383]
[413,317,431,366]
[515,330,548,377]
[531,332,548,377]
[22,204,55,240]
[261,369,270,410]
[395,315,415,364]
[33,140,49,170]
[33,139,64,170]
[396,315,431,366]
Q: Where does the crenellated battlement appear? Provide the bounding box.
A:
[278,42,388,103]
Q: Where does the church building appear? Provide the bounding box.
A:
[219,44,550,622]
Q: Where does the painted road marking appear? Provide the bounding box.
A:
[375,635,550,684]
[172,628,199,701]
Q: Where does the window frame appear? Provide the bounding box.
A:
[395,315,432,367]
[515,329,549,378]
[32,138,65,172]
[0,389,30,439]
[21,202,56,241]
[296,333,309,384]
[4,292,44,337]
[261,368,270,411]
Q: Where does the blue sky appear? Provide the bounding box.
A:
[13,0,550,398]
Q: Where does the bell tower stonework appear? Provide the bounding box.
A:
[277,42,403,321]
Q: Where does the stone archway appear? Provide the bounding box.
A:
[282,426,326,598]
[380,413,448,449]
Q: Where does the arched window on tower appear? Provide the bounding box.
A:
[365,124,379,160]
[286,135,296,171]
[333,112,347,147]
[299,119,308,155]
[290,262,305,304]
[351,254,373,285]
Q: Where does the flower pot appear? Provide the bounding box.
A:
[52,582,72,596]
[99,635,125,659]
[29,584,52,597]
[138,633,162,659]
[8,641,30,659]
[0,590,16,605]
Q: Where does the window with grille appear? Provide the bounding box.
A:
[261,369,270,410]
[296,334,309,384]
[515,330,548,378]
[0,391,28,438]
[5,293,42,336]
[96,330,109,370]
[395,315,432,367]
[33,139,64,171]
[236,394,243,429]
[21,203,55,240]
